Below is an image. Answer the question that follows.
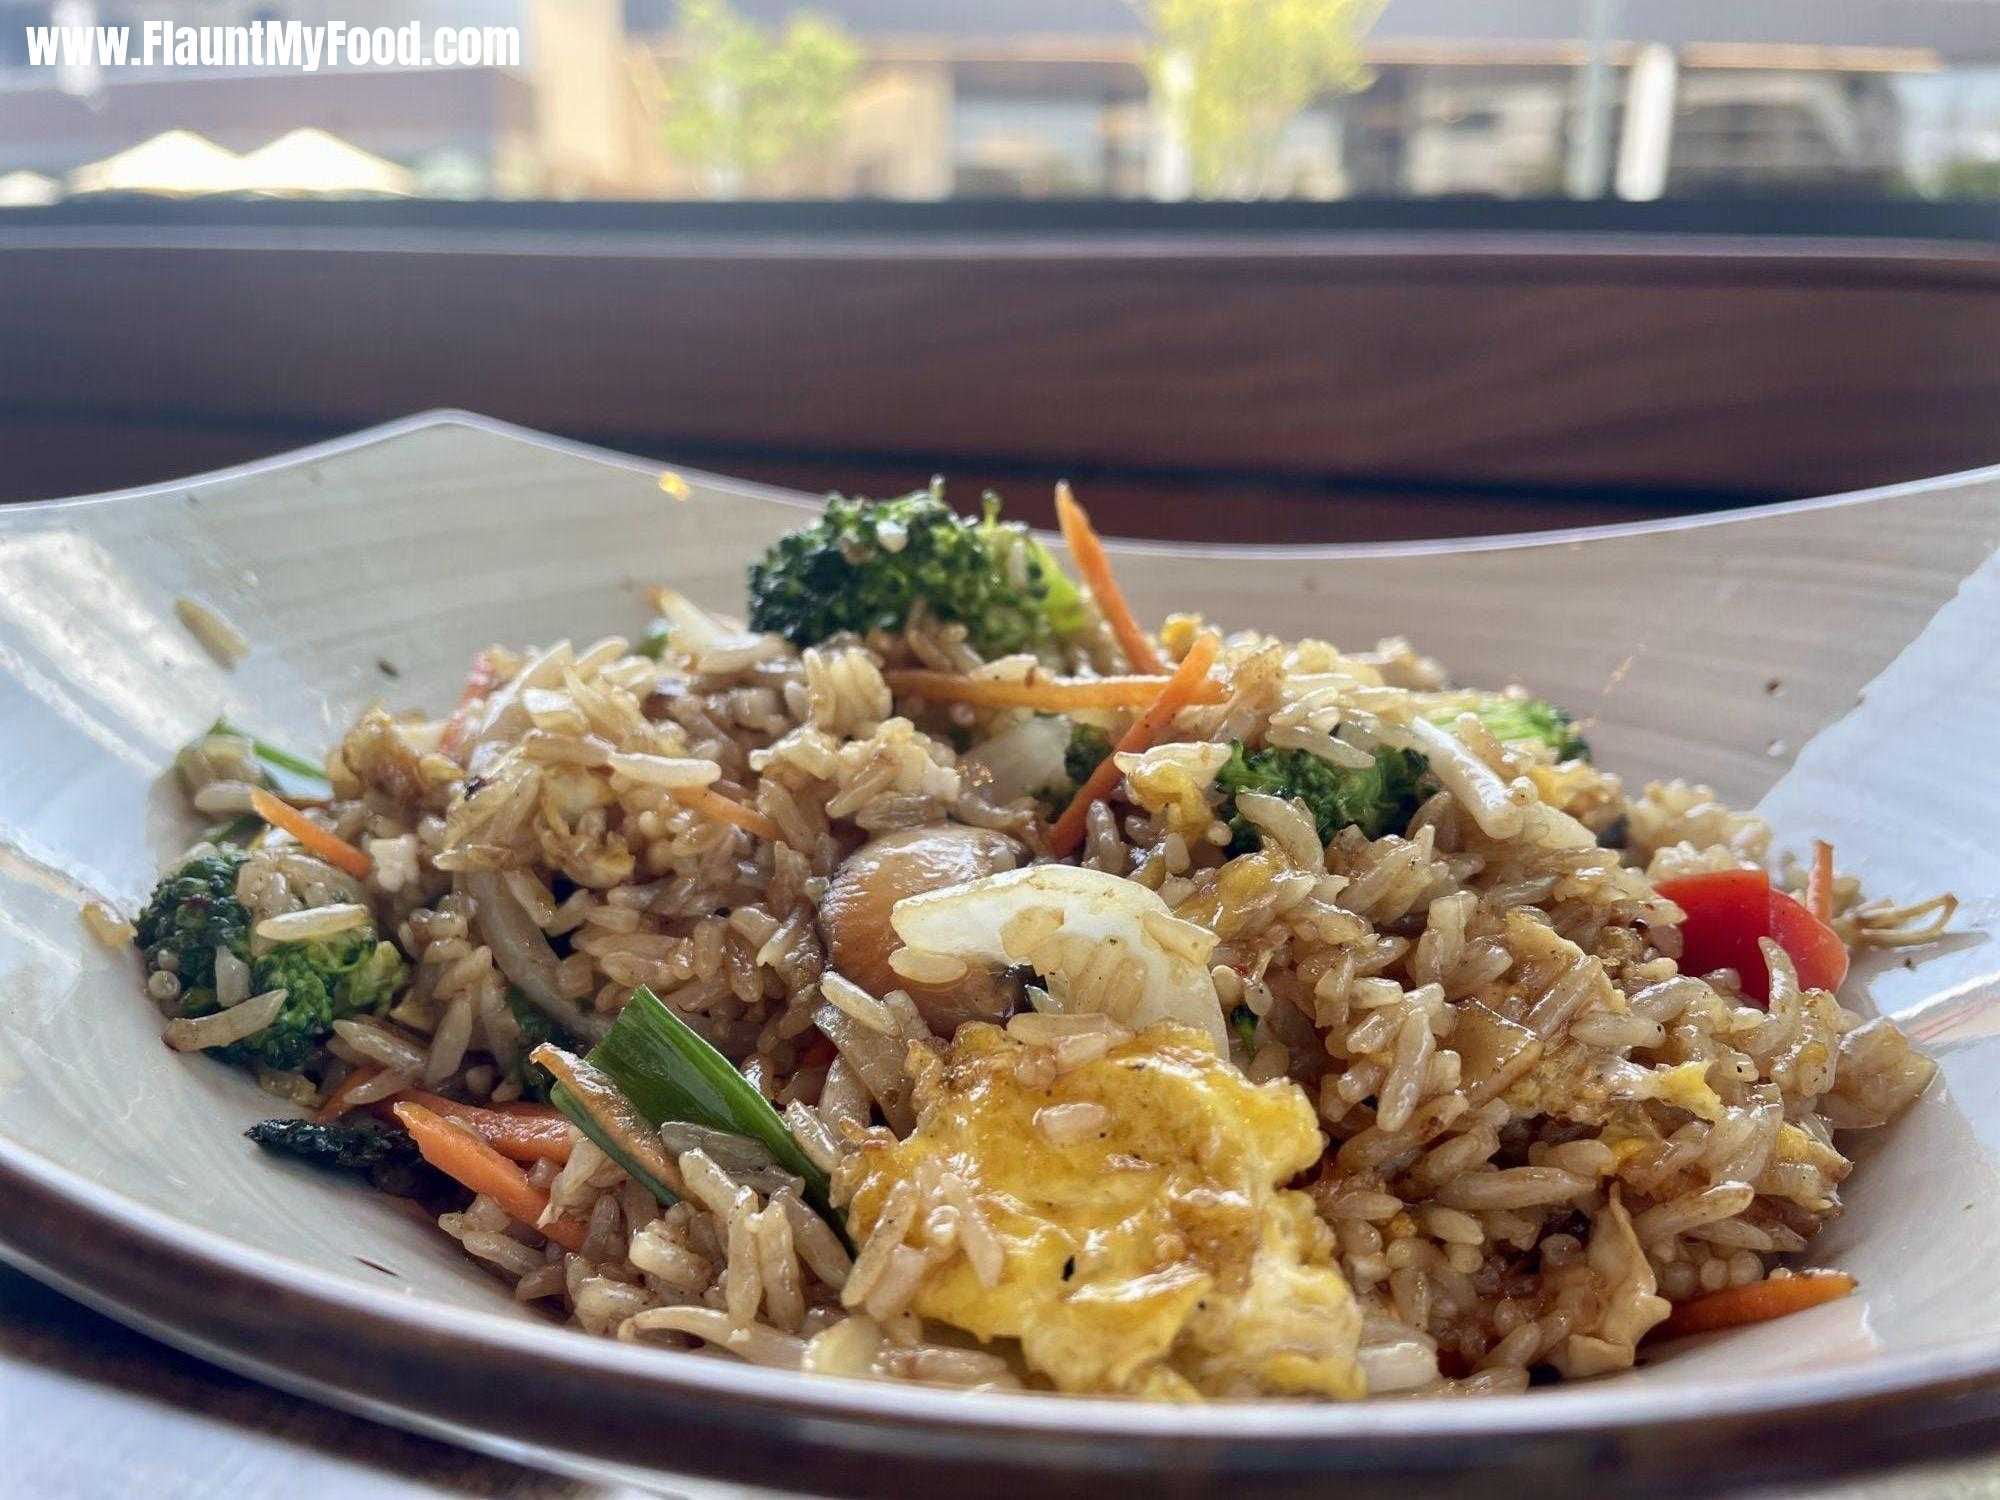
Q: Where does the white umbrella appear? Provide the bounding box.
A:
[234,128,414,197]
[69,130,245,195]
[0,170,60,206]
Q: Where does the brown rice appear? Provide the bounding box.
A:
[143,570,1950,1404]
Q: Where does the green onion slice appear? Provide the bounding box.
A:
[210,716,331,798]
[537,1044,683,1209]
[544,985,837,1229]
[634,620,671,660]
[595,986,831,1206]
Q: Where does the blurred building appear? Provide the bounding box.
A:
[642,0,1994,199]
[2,0,1999,198]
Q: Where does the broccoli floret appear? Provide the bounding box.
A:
[1033,719,1115,808]
[232,930,407,1072]
[1424,693,1589,761]
[1064,722,1113,788]
[504,988,570,1101]
[136,849,406,1072]
[747,487,1085,658]
[254,929,405,1022]
[1215,742,1431,853]
[134,847,251,994]
[211,993,327,1071]
[1228,1003,1258,1054]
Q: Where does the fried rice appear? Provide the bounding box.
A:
[131,495,1951,1402]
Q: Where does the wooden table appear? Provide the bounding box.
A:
[0,1266,619,1497]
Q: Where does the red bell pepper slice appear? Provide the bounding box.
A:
[1655,867,1848,1004]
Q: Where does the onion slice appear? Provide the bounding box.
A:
[463,870,610,1043]
[812,1002,916,1135]
[962,713,1071,804]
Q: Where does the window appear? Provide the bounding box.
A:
[3,1,1999,203]
[952,96,1132,198]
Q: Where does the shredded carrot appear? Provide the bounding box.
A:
[882,667,1224,712]
[1055,482,1165,674]
[439,648,503,758]
[409,1092,566,1126]
[392,1101,586,1251]
[394,1089,575,1164]
[249,786,372,880]
[314,1063,383,1122]
[1654,1270,1856,1341]
[1048,631,1221,858]
[1808,839,1835,924]
[670,785,783,843]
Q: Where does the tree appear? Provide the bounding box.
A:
[1140,0,1380,199]
[658,0,860,197]
[1931,157,2000,200]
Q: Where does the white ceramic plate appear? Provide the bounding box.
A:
[3,413,1998,1496]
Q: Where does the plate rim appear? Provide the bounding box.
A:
[8,1130,2000,1494]
[13,405,2000,562]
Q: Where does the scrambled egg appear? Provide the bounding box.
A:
[1650,1058,1727,1121]
[839,1022,1365,1400]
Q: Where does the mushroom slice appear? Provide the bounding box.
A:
[818,826,1025,1034]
